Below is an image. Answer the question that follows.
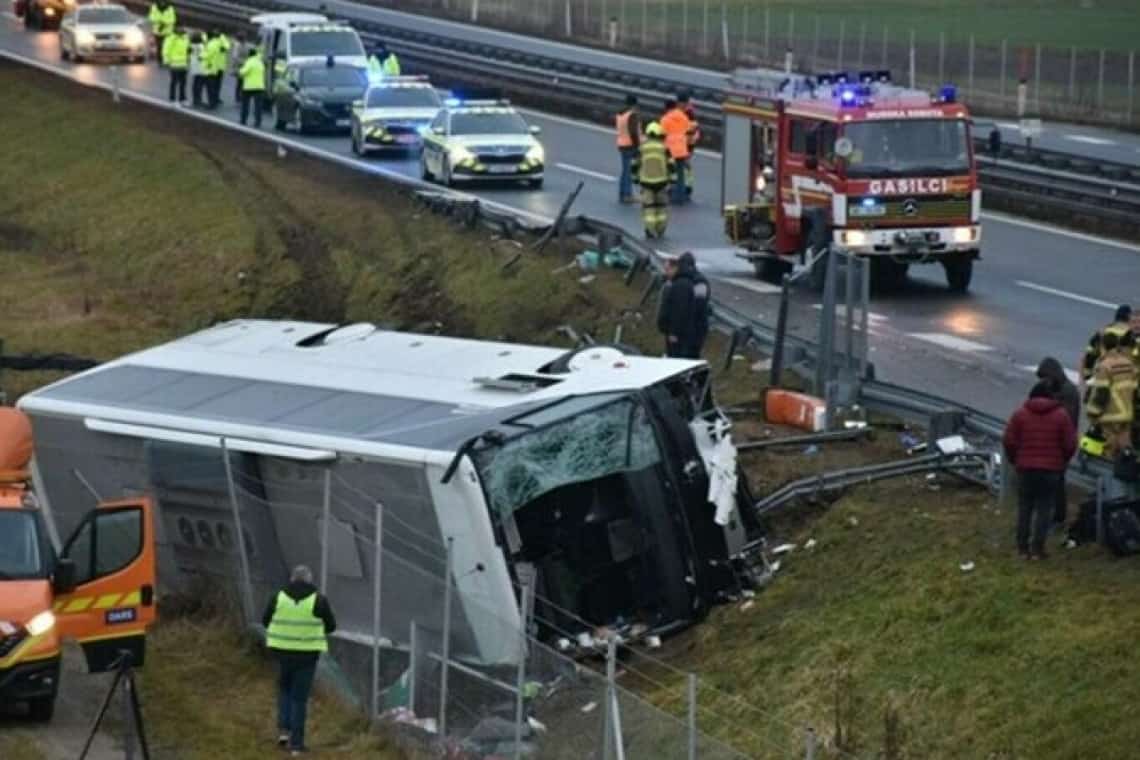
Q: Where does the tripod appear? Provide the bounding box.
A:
[78,651,151,760]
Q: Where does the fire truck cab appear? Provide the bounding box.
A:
[721,70,981,292]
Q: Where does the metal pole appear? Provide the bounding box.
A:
[319,468,331,594]
[856,21,865,69]
[1129,51,1135,125]
[1000,38,1008,99]
[763,1,770,61]
[938,30,945,83]
[836,19,845,69]
[908,29,916,88]
[111,65,121,103]
[565,0,572,37]
[968,35,975,96]
[720,1,729,60]
[1034,43,1042,112]
[1068,46,1076,99]
[787,9,794,52]
[769,274,791,388]
[811,16,819,71]
[606,637,626,760]
[470,0,478,23]
[439,537,454,736]
[681,0,687,49]
[816,248,837,399]
[512,573,534,760]
[370,502,384,720]
[602,639,614,760]
[220,439,255,624]
[881,25,888,68]
[702,0,708,55]
[1097,48,1106,110]
[860,258,870,379]
[687,674,697,760]
[640,0,646,48]
[844,253,855,371]
[408,620,418,715]
[741,5,748,60]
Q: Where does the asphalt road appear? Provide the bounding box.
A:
[290,0,1140,167]
[2,12,1138,425]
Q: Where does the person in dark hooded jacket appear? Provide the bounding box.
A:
[1036,356,1080,526]
[1003,382,1077,559]
[263,565,337,754]
[656,251,710,358]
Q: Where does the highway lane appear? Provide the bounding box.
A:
[274,0,1140,167]
[2,15,1137,423]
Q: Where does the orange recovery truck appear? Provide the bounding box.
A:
[0,407,156,721]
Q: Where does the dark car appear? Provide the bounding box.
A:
[272,60,368,135]
[15,0,75,30]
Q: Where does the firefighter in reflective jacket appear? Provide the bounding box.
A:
[632,122,673,239]
[1085,331,1138,459]
[678,91,699,198]
[1079,304,1132,392]
[264,565,337,755]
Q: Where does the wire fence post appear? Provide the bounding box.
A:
[681,0,688,49]
[740,5,748,61]
[719,1,729,61]
[1097,48,1106,110]
[604,637,625,760]
[1034,43,1042,112]
[1067,45,1076,100]
[564,0,572,37]
[763,1,770,61]
[856,20,865,69]
[908,29,916,88]
[804,726,817,759]
[640,0,646,48]
[1128,51,1135,125]
[810,15,820,71]
[470,0,478,23]
[512,570,535,760]
[938,30,945,83]
[1000,38,1008,99]
[836,18,845,69]
[967,34,975,96]
[701,0,709,56]
[439,536,454,737]
[687,673,697,760]
[370,502,384,720]
[220,438,254,624]
[319,468,331,593]
[408,620,418,716]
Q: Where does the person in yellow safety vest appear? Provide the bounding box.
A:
[365,44,383,81]
[678,91,699,199]
[149,1,176,65]
[1079,304,1132,393]
[1085,331,1138,459]
[615,94,641,204]
[238,47,266,128]
[204,29,230,108]
[263,565,337,756]
[162,27,190,105]
[189,32,209,108]
[631,122,674,240]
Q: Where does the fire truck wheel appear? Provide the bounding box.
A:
[943,257,974,293]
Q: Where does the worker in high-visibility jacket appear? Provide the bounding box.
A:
[238,47,266,128]
[381,47,400,76]
[660,97,695,206]
[1085,330,1138,459]
[149,1,176,65]
[631,122,674,239]
[204,29,230,108]
[1079,304,1132,393]
[678,91,699,199]
[615,94,641,204]
[161,27,190,104]
[263,565,337,756]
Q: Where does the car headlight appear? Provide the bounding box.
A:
[25,610,56,637]
[525,144,545,163]
[841,230,869,247]
[124,27,145,46]
[449,146,474,163]
[44,6,56,16]
[76,29,95,46]
[952,226,976,244]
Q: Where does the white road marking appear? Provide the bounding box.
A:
[721,277,783,295]
[1015,280,1118,310]
[907,333,994,353]
[981,211,1140,253]
[995,121,1021,130]
[1065,134,1115,146]
[811,303,889,323]
[1020,365,1082,385]
[555,162,616,182]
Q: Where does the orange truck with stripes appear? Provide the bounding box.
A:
[0,408,156,721]
[721,69,980,293]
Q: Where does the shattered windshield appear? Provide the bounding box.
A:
[474,396,663,521]
[843,118,970,178]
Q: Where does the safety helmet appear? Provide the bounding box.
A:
[645,121,665,138]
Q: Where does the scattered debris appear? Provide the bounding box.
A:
[960,561,976,573]
[750,358,772,373]
[740,600,755,612]
[578,274,596,284]
[646,635,662,649]
[772,543,797,555]
[804,444,820,455]
[847,516,860,528]
[936,435,968,455]
[581,702,598,713]
[804,538,818,550]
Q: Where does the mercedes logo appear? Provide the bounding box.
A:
[902,198,919,216]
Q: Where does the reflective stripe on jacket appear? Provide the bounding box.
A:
[266,592,328,653]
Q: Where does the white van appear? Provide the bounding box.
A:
[251,12,367,91]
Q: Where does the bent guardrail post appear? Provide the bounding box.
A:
[532,180,584,254]
[769,273,792,389]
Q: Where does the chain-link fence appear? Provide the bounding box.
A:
[366,0,1138,127]
[160,446,775,757]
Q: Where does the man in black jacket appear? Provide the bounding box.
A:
[656,252,711,359]
[263,565,337,755]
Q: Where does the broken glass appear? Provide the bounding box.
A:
[475,397,662,521]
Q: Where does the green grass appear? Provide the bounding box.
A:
[0,735,47,760]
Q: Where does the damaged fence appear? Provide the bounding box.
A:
[158,447,770,757]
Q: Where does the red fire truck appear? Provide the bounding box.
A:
[721,70,980,292]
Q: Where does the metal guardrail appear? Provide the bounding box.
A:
[145,0,1140,238]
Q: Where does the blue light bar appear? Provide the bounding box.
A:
[939,84,957,103]
[861,197,877,207]
[840,88,857,105]
[444,97,461,107]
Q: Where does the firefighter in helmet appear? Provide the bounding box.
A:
[1079,304,1132,393]
[1085,330,1138,460]
[632,121,674,239]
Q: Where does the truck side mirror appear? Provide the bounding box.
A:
[53,558,77,595]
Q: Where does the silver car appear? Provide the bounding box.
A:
[59,4,148,64]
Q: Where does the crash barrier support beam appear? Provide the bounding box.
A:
[439,536,454,736]
[221,438,256,624]
[736,427,873,452]
[78,651,150,760]
[602,636,626,760]
[513,570,535,760]
[532,181,584,254]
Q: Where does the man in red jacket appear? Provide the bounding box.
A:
[1003,382,1077,559]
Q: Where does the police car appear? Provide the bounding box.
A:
[350,76,442,156]
[420,98,545,189]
